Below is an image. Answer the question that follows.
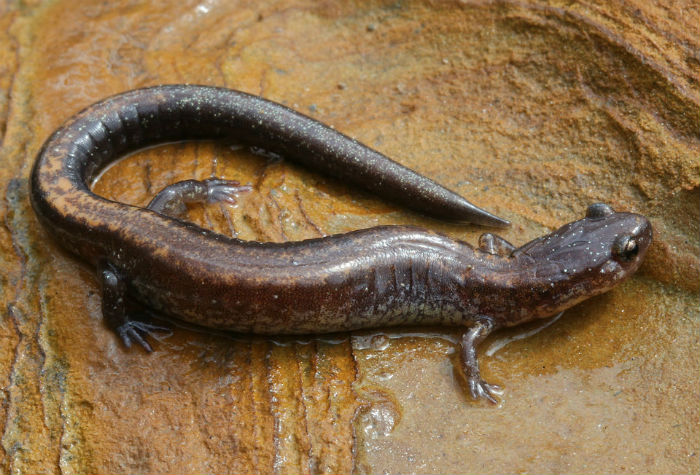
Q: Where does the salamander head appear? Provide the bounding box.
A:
[513,203,652,319]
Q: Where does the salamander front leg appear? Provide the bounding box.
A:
[100,264,169,351]
[147,178,251,218]
[460,317,502,403]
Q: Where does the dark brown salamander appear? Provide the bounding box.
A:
[30,85,652,402]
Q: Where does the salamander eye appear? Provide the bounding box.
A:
[586,203,615,220]
[613,235,639,261]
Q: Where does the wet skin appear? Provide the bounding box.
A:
[30,85,652,402]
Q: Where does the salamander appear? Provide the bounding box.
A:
[30,85,652,402]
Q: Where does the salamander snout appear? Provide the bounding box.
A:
[578,205,653,285]
[607,212,652,268]
[553,206,652,305]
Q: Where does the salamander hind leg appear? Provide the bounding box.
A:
[100,264,170,351]
[147,178,252,218]
[478,233,516,257]
[459,317,503,403]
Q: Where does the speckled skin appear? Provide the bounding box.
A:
[30,85,652,401]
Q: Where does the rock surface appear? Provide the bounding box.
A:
[0,0,698,473]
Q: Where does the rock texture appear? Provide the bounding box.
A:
[0,0,698,473]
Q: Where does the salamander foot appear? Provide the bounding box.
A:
[117,320,171,352]
[100,263,172,351]
[203,178,252,205]
[467,378,502,404]
[147,177,251,217]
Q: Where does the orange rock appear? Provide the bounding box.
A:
[0,0,697,473]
